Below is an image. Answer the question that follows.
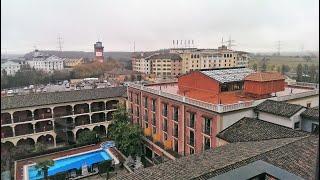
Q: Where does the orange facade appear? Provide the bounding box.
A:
[244,80,285,96]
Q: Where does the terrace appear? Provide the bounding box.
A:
[128,82,318,113]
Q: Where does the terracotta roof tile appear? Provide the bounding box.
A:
[245,72,285,82]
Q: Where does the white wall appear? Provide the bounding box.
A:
[220,108,255,131]
[285,95,319,108]
[258,112,293,128]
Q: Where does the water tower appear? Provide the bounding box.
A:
[94,41,104,63]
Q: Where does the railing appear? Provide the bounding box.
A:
[292,82,319,89]
[127,82,319,113]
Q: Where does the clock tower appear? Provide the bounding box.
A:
[94,41,104,63]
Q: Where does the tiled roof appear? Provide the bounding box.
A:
[200,67,254,83]
[301,107,319,121]
[147,53,182,60]
[1,86,127,110]
[245,72,285,82]
[255,100,305,118]
[216,117,309,143]
[113,136,318,180]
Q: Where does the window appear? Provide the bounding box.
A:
[152,99,156,111]
[204,136,210,150]
[152,113,156,125]
[136,94,139,104]
[189,130,195,146]
[136,107,140,117]
[144,110,148,121]
[307,103,311,108]
[164,133,168,140]
[203,117,211,135]
[174,139,178,152]
[294,121,300,129]
[173,123,178,138]
[162,103,168,117]
[144,97,148,108]
[311,123,319,133]
[189,113,195,128]
[130,92,133,102]
[152,126,157,134]
[173,106,179,121]
[163,119,168,132]
[190,147,194,154]
[145,122,149,128]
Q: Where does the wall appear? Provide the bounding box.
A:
[220,108,255,131]
[258,111,293,128]
[301,118,319,132]
[285,95,319,108]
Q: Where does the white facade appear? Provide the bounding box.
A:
[1,61,21,76]
[257,108,306,129]
[28,55,65,73]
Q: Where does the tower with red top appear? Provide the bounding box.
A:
[94,41,104,63]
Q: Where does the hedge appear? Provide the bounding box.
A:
[14,140,99,160]
[98,160,112,174]
[49,171,67,180]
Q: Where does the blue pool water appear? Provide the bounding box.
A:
[28,149,111,180]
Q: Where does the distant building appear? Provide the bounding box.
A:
[132,46,250,78]
[94,41,104,63]
[27,50,65,73]
[1,61,21,76]
[104,69,146,84]
[64,58,84,68]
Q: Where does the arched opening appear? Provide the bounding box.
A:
[1,126,13,138]
[106,111,114,121]
[75,115,90,126]
[93,125,106,137]
[34,108,52,120]
[56,131,75,146]
[37,134,54,147]
[35,120,53,133]
[74,103,89,114]
[1,113,12,125]
[191,54,194,58]
[53,105,72,117]
[76,128,90,140]
[1,141,14,154]
[91,113,105,123]
[16,138,35,149]
[91,102,105,112]
[106,100,119,110]
[13,110,32,123]
[15,123,33,136]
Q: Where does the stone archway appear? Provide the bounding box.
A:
[37,134,54,147]
[16,138,35,150]
[93,125,106,137]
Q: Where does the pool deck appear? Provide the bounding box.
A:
[15,143,125,180]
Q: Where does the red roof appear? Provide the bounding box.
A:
[245,72,285,82]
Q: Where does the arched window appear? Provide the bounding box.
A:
[191,54,194,58]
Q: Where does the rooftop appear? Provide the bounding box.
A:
[1,86,127,110]
[216,117,309,143]
[255,100,305,117]
[200,67,254,83]
[113,135,318,180]
[301,106,319,121]
[245,72,285,82]
[144,83,315,105]
[146,53,182,60]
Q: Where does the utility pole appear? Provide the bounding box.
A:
[276,40,281,56]
[57,34,63,52]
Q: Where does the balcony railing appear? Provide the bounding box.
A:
[128,82,319,113]
[13,116,33,123]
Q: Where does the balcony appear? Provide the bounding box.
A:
[91,113,106,123]
[1,113,12,125]
[54,118,75,133]
[75,115,90,126]
[74,104,89,114]
[53,106,73,118]
[15,123,34,136]
[34,108,52,120]
[13,110,33,123]
[35,121,53,133]
[1,126,14,138]
[91,102,105,112]
[13,116,33,123]
[106,100,119,110]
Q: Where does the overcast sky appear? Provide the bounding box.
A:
[1,0,319,54]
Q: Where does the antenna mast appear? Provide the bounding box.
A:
[57,34,63,52]
[226,36,236,50]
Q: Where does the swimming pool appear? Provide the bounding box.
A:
[27,149,112,180]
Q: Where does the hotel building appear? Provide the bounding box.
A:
[127,67,319,162]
